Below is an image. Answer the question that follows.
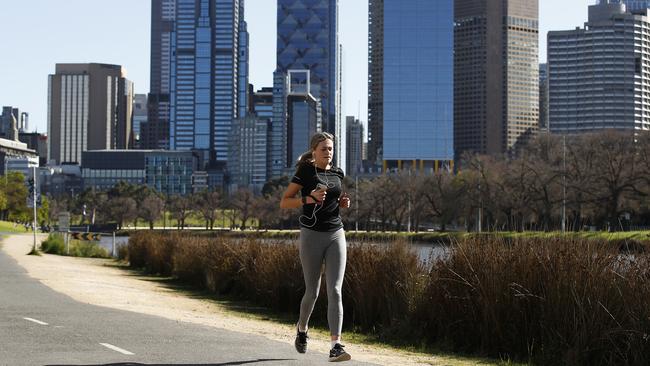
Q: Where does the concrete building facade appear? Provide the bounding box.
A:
[345,116,363,177]
[47,63,134,165]
[454,0,539,157]
[548,2,650,133]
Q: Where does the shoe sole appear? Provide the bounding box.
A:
[328,353,351,362]
[294,344,307,354]
[294,340,307,354]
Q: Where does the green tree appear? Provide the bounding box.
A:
[0,172,29,221]
[37,195,50,227]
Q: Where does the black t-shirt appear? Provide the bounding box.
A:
[291,163,345,232]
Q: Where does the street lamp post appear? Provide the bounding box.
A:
[32,166,37,252]
[355,176,358,232]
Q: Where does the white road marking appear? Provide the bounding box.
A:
[23,317,48,325]
[100,343,134,355]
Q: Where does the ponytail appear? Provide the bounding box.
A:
[295,151,313,168]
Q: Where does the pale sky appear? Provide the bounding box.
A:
[0,0,595,135]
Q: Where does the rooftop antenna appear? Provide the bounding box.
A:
[357,100,360,121]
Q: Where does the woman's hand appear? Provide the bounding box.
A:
[339,192,350,208]
[311,187,327,204]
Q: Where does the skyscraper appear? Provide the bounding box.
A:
[367,0,383,165]
[454,0,539,158]
[229,115,268,191]
[548,2,650,134]
[286,70,321,167]
[539,63,549,131]
[144,0,175,150]
[0,107,21,138]
[345,116,363,177]
[133,94,148,148]
[276,0,339,155]
[270,70,288,178]
[168,0,248,167]
[368,0,454,171]
[47,63,134,165]
[607,0,650,11]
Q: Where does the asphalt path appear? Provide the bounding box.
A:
[0,241,377,366]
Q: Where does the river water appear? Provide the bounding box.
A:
[101,235,449,264]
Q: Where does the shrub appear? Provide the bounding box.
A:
[413,236,650,365]
[344,240,425,336]
[40,233,65,254]
[68,240,110,258]
[125,232,650,365]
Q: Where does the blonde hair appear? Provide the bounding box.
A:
[295,132,334,167]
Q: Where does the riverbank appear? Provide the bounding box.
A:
[1,234,505,366]
[115,228,650,247]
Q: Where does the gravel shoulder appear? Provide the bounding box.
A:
[1,234,499,366]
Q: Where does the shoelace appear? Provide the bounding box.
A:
[332,344,346,353]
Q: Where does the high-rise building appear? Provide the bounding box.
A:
[168,0,248,167]
[229,85,272,191]
[539,63,549,131]
[19,112,28,132]
[133,94,148,148]
[607,0,650,11]
[144,0,175,150]
[252,87,274,121]
[47,63,134,165]
[19,132,48,167]
[454,0,539,157]
[367,0,383,165]
[286,70,321,168]
[229,115,268,191]
[548,2,650,134]
[0,107,20,138]
[270,70,288,178]
[345,116,363,177]
[368,0,454,171]
[276,0,339,163]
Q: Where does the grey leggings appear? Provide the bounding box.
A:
[297,227,347,336]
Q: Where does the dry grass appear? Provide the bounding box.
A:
[127,232,650,365]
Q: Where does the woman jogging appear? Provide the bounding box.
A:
[280,132,351,362]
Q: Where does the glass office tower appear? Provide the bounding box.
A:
[276,0,339,146]
[169,0,248,165]
[606,0,650,11]
[369,0,454,170]
[144,0,175,150]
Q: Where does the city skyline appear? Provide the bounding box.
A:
[0,0,594,137]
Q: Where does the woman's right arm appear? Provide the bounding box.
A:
[280,183,324,209]
[280,183,310,209]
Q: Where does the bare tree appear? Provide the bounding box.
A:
[106,197,137,230]
[169,195,192,229]
[140,194,165,230]
[230,187,256,230]
[194,190,221,230]
[580,131,642,230]
[420,171,463,232]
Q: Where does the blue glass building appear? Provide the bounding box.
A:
[606,0,650,11]
[169,0,248,166]
[370,0,454,168]
[276,0,339,156]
